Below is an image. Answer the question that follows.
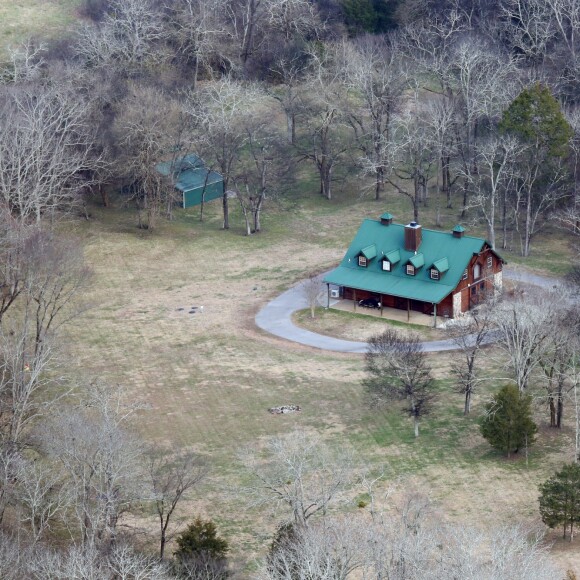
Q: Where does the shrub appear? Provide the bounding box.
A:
[480,384,537,458]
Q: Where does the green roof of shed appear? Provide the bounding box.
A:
[324,219,504,304]
[157,154,223,194]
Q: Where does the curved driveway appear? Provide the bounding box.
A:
[255,267,560,353]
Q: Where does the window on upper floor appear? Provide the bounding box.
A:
[430,269,439,280]
[358,255,367,267]
[487,256,493,268]
[382,259,391,272]
[406,264,415,276]
[473,263,481,280]
[462,269,468,281]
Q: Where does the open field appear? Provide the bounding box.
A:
[0,0,80,52]
[56,181,580,574]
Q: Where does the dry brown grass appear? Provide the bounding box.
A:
[0,0,80,53]
[57,194,579,573]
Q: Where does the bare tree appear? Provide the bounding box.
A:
[446,301,495,415]
[342,34,409,201]
[166,0,228,91]
[0,84,99,222]
[295,45,349,201]
[301,273,322,319]
[186,78,264,230]
[492,289,558,393]
[115,84,184,230]
[75,0,166,75]
[364,328,435,437]
[241,430,356,528]
[42,383,146,549]
[147,448,208,560]
[13,457,68,544]
[464,134,522,250]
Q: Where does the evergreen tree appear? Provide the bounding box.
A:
[174,517,229,578]
[539,463,580,540]
[480,385,537,458]
[499,83,572,157]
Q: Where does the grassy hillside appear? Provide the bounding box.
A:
[0,0,80,52]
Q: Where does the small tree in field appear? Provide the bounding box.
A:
[302,274,322,319]
[539,463,580,541]
[174,517,229,578]
[364,329,435,437]
[480,385,537,458]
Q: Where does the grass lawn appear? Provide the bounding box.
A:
[0,0,81,53]
[57,180,579,573]
[293,307,443,341]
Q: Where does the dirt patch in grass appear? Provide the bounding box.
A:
[293,307,443,342]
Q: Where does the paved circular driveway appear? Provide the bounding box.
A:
[255,267,560,353]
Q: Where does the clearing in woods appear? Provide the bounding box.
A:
[64,190,578,573]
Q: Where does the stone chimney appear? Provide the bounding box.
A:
[452,224,465,238]
[404,221,422,252]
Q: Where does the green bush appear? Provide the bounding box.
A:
[480,384,537,458]
[174,517,229,579]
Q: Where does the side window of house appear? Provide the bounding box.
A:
[473,263,481,280]
[462,269,468,281]
[487,256,493,268]
[406,264,415,276]
[358,255,367,267]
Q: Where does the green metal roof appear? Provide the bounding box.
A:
[409,253,425,268]
[360,244,377,260]
[384,249,400,264]
[157,154,223,194]
[324,219,504,304]
[432,257,449,273]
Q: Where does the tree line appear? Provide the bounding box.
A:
[0,0,578,253]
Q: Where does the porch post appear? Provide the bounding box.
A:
[433,303,437,328]
[326,283,330,309]
[354,289,357,312]
[407,299,410,322]
[380,294,383,318]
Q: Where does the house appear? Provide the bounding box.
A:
[157,154,224,209]
[323,213,505,322]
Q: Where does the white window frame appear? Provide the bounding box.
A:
[358,255,367,267]
[382,259,391,272]
[487,256,493,268]
[406,264,415,276]
[462,269,468,281]
[473,263,481,280]
[430,269,439,280]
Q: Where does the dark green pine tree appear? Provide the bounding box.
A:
[340,0,378,34]
[539,463,580,540]
[499,83,573,157]
[480,385,537,458]
[174,517,229,560]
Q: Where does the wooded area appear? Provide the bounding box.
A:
[1,0,580,577]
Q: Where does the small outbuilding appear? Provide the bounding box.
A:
[323,214,506,322]
[157,154,224,209]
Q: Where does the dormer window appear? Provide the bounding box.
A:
[358,255,367,267]
[382,259,391,272]
[430,257,448,281]
[406,264,415,276]
[358,244,376,268]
